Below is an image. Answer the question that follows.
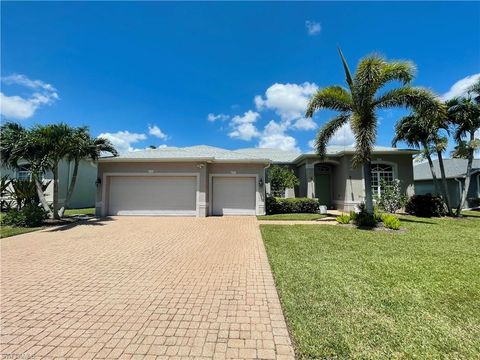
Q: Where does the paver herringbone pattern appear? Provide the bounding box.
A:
[1,217,294,359]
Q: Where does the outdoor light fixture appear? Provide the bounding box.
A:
[259,178,264,187]
[95,177,102,186]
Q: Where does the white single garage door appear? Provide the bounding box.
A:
[108,176,197,216]
[212,176,256,215]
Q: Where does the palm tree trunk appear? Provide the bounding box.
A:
[425,153,441,196]
[437,150,453,215]
[34,174,53,217]
[52,164,60,220]
[456,131,475,216]
[58,159,79,217]
[363,160,374,214]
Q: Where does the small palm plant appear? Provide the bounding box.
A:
[306,49,444,214]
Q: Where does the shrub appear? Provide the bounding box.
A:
[1,204,48,227]
[375,179,407,213]
[266,196,320,214]
[268,165,300,197]
[467,197,480,208]
[349,210,358,222]
[336,213,351,224]
[405,195,446,217]
[381,214,401,230]
[352,202,378,228]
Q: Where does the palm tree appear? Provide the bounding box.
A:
[447,79,480,216]
[392,113,441,196]
[58,127,117,217]
[29,123,75,219]
[392,110,453,213]
[306,49,444,214]
[0,122,53,215]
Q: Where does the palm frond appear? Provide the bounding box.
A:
[314,113,350,158]
[305,86,353,117]
[337,47,354,88]
[378,61,416,87]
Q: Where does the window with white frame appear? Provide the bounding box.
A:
[371,163,394,197]
[17,165,32,181]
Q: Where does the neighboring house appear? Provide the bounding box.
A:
[96,145,417,216]
[414,159,480,209]
[1,159,97,209]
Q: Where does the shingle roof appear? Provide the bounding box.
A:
[414,158,480,180]
[100,145,418,163]
[232,148,301,163]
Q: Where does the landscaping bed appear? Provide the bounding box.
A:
[261,212,480,359]
[257,213,327,221]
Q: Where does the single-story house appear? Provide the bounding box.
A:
[1,159,97,209]
[96,145,417,216]
[414,158,480,209]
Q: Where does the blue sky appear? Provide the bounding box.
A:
[1,1,479,154]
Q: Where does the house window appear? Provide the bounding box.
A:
[17,165,32,181]
[371,163,394,197]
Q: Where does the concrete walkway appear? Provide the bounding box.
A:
[1,217,294,359]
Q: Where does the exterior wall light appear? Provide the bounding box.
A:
[95,177,102,186]
[259,178,264,187]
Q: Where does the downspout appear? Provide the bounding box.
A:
[454,178,462,210]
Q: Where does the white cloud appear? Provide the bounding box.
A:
[0,74,59,120]
[148,124,168,140]
[441,73,480,101]
[305,20,321,35]
[98,131,147,154]
[292,117,317,130]
[228,110,261,140]
[258,120,299,151]
[308,122,355,150]
[328,122,355,147]
[207,113,229,122]
[254,82,318,124]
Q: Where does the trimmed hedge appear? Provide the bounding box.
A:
[266,196,320,215]
[405,195,446,217]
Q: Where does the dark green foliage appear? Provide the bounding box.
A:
[405,195,447,217]
[266,196,320,215]
[336,213,351,224]
[268,165,299,197]
[381,213,401,230]
[1,204,48,227]
[352,202,379,227]
[468,197,480,208]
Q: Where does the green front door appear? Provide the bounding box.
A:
[314,167,331,208]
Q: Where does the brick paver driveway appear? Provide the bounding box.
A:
[1,217,294,359]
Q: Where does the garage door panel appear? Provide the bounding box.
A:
[212,177,256,216]
[108,176,197,216]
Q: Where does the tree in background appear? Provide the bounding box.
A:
[268,165,299,197]
[0,122,118,219]
[392,112,441,196]
[306,49,444,214]
[58,127,117,217]
[447,78,480,215]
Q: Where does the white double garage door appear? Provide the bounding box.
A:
[107,175,256,216]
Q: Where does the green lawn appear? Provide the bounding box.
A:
[0,225,43,238]
[63,207,95,216]
[257,213,327,221]
[261,211,480,359]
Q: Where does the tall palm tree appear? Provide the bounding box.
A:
[447,79,480,216]
[392,110,453,214]
[58,127,117,217]
[306,49,444,213]
[0,122,53,215]
[392,113,441,196]
[30,123,75,219]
